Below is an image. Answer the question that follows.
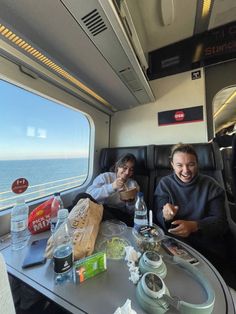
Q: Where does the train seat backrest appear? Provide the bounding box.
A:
[232,135,236,200]
[147,142,225,212]
[221,147,234,202]
[99,146,150,205]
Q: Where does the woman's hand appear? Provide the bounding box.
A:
[112,177,125,191]
[162,203,178,221]
[168,220,198,237]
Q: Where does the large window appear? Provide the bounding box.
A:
[0,79,90,210]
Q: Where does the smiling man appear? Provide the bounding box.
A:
[155,143,228,238]
[154,143,235,284]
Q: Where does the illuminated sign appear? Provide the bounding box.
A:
[158,106,203,126]
[148,21,236,80]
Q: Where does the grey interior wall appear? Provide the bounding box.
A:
[205,60,236,140]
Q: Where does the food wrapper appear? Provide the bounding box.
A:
[74,252,106,283]
[28,198,56,234]
[45,198,103,260]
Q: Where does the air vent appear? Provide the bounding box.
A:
[61,0,155,105]
[119,68,142,92]
[81,9,107,36]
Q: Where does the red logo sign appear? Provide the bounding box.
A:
[174,111,185,121]
[11,178,29,194]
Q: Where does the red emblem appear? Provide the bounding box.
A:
[174,111,185,121]
[11,178,29,194]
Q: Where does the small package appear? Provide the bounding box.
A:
[74,252,107,283]
[28,198,55,234]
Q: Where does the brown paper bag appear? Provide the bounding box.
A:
[45,198,103,260]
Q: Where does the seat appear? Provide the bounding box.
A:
[99,146,150,206]
[232,135,236,199]
[0,253,16,314]
[221,147,235,202]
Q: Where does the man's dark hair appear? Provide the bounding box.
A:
[170,143,198,163]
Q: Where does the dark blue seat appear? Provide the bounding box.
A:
[221,147,234,202]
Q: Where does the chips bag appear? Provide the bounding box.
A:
[28,197,58,234]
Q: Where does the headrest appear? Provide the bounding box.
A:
[194,143,222,170]
[99,146,148,173]
[149,142,222,171]
[152,145,172,170]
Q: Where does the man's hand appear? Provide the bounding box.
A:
[162,203,178,221]
[168,220,198,237]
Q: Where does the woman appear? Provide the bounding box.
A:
[86,153,139,226]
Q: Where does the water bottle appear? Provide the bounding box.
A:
[11,198,29,250]
[51,192,64,233]
[55,209,69,232]
[134,192,148,230]
[53,216,73,284]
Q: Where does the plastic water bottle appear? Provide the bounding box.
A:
[11,198,29,250]
[55,209,69,231]
[51,192,64,233]
[134,192,148,230]
[53,216,73,284]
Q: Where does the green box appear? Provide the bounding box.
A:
[74,252,107,283]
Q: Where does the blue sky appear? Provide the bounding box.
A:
[0,79,90,160]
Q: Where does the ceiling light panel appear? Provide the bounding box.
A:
[0,23,112,109]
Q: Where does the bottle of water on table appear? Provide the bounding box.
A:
[55,209,69,231]
[51,192,64,234]
[53,214,73,284]
[134,192,148,230]
[11,198,29,250]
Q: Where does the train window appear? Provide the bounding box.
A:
[0,79,90,211]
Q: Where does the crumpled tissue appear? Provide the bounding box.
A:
[124,246,141,284]
[124,246,141,263]
[113,299,137,314]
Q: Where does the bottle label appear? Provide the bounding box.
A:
[11,220,27,232]
[53,252,73,274]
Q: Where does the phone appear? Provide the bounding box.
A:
[22,238,48,269]
[161,238,199,266]
[169,223,180,230]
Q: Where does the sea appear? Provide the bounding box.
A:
[0,158,88,210]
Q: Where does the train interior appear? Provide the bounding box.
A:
[0,0,236,311]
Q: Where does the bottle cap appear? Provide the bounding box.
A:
[57,208,68,220]
[16,197,25,204]
[54,192,60,196]
[138,192,144,197]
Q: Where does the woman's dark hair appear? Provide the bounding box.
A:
[170,143,198,163]
[110,153,137,173]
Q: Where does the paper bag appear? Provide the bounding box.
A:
[45,198,103,261]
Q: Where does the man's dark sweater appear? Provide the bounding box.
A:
[154,173,229,258]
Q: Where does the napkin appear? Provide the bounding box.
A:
[124,246,141,263]
[124,246,141,284]
[113,299,137,314]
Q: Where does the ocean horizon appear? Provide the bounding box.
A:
[0,157,88,210]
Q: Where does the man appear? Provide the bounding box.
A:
[154,143,236,288]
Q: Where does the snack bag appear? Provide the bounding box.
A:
[28,198,55,234]
[45,198,103,260]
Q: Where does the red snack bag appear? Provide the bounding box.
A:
[28,197,57,234]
